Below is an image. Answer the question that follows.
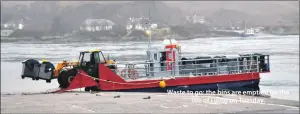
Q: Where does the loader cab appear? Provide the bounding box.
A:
[78,49,106,77]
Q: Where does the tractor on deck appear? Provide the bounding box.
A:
[21,49,116,91]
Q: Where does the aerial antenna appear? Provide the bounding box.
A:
[146,2,152,49]
[148,3,151,20]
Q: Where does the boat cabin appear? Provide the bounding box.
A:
[145,43,181,77]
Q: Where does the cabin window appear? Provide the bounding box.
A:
[160,51,166,61]
[168,52,173,60]
[98,52,106,63]
[83,53,91,62]
[94,52,100,63]
[79,54,84,65]
[154,53,157,60]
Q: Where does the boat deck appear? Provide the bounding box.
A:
[1,92,299,113]
[112,54,270,81]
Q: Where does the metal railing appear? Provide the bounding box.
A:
[107,55,270,81]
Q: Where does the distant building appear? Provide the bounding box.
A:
[1,30,15,37]
[80,19,115,32]
[254,27,264,33]
[1,19,24,30]
[126,17,158,31]
[1,19,24,37]
[185,15,205,24]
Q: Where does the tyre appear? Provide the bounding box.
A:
[84,87,91,92]
[90,86,100,91]
[59,69,78,88]
[57,71,66,88]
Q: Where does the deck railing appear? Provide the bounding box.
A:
[108,55,270,81]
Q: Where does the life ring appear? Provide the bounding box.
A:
[120,69,127,78]
[128,69,138,80]
[120,69,138,80]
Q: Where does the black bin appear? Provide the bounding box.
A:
[21,59,55,83]
[21,59,41,80]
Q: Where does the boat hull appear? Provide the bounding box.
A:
[107,79,260,93]
[241,33,255,37]
[96,64,261,94]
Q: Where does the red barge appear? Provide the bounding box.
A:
[21,38,270,94]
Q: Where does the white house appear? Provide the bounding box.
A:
[80,19,115,32]
[1,20,24,37]
[1,30,15,37]
[185,15,206,24]
[1,22,24,30]
[126,17,158,31]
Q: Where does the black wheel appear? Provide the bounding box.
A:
[85,87,91,92]
[21,75,25,79]
[32,77,35,80]
[57,71,66,88]
[90,86,100,91]
[46,79,51,83]
[59,69,78,88]
[35,77,39,80]
[89,79,100,91]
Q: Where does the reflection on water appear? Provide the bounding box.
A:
[1,35,299,101]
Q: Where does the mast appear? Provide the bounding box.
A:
[147,29,152,49]
[244,20,247,30]
[147,3,152,49]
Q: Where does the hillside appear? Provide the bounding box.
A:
[56,1,182,31]
[2,1,298,27]
[164,1,299,26]
[1,1,299,36]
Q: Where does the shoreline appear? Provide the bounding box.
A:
[1,88,299,102]
[1,34,299,43]
[1,91,299,113]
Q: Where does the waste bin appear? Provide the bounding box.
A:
[21,59,55,83]
[36,61,55,83]
[21,59,41,80]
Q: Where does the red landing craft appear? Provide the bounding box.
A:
[21,39,270,95]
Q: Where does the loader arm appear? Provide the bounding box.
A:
[53,61,79,78]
